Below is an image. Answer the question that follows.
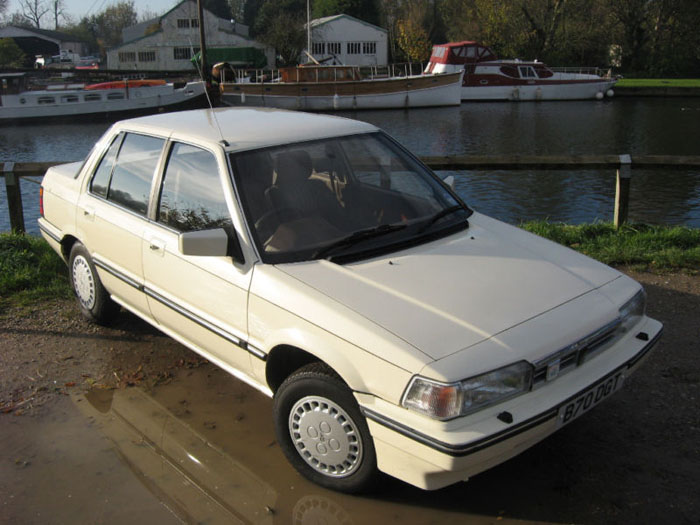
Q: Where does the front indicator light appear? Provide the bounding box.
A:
[402,361,533,420]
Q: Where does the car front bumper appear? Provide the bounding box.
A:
[356,316,663,490]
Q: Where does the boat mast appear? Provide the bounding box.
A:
[197,0,208,81]
[307,0,311,64]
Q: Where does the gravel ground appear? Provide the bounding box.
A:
[0,269,698,523]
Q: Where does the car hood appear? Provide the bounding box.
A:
[278,213,621,361]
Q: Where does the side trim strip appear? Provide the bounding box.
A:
[38,222,61,243]
[93,258,143,291]
[362,327,663,457]
[92,257,267,361]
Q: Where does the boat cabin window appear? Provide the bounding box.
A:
[500,65,519,78]
[107,92,125,100]
[432,46,447,59]
[37,96,55,104]
[519,66,537,78]
[535,66,554,78]
[61,95,79,103]
[85,93,101,101]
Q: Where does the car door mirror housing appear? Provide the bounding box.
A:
[179,228,230,257]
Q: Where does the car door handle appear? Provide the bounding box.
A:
[82,206,95,221]
[148,238,165,256]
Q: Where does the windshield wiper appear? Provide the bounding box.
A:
[313,223,407,260]
[417,205,467,234]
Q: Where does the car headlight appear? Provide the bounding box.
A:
[619,288,646,332]
[402,361,533,420]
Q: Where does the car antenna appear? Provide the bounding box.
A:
[188,36,229,147]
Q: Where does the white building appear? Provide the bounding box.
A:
[107,0,274,71]
[306,14,388,66]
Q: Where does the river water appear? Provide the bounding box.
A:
[2,97,700,235]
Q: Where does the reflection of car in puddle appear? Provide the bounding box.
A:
[76,388,353,525]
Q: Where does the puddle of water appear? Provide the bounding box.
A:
[2,366,550,524]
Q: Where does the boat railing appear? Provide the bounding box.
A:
[219,62,428,85]
[550,66,614,78]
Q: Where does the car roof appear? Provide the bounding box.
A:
[113,107,379,153]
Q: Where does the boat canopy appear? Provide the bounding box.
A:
[428,42,498,65]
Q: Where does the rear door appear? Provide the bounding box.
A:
[141,140,256,374]
[76,131,166,318]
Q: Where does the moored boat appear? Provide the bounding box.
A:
[425,41,617,101]
[218,64,463,110]
[0,73,207,122]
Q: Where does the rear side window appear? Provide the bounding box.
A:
[157,142,231,232]
[105,133,164,215]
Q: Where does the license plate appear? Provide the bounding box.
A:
[557,370,625,428]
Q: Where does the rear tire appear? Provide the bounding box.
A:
[68,242,119,324]
[273,362,380,493]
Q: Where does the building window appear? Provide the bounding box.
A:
[327,42,341,55]
[174,47,198,60]
[312,42,325,55]
[363,42,376,55]
[138,51,156,62]
[191,18,199,28]
[177,19,190,28]
[119,51,136,62]
[347,42,361,54]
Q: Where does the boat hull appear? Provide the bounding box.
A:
[0,81,208,122]
[220,72,463,110]
[461,78,617,101]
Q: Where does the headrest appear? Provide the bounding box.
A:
[276,150,312,186]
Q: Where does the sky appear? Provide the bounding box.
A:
[6,0,178,25]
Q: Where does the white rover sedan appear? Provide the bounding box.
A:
[38,108,662,493]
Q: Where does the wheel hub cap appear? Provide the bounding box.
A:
[289,396,363,478]
[72,255,95,310]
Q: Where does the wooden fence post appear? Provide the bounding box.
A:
[614,155,632,228]
[3,163,26,234]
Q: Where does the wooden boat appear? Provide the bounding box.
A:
[425,41,617,101]
[218,64,463,110]
[0,73,207,122]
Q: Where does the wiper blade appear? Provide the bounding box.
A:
[417,205,467,234]
[313,223,407,260]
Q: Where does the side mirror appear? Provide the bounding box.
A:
[179,228,230,257]
[443,175,456,190]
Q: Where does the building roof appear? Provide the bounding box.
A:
[0,25,87,43]
[117,108,377,153]
[307,14,387,34]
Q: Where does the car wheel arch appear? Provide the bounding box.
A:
[265,344,358,395]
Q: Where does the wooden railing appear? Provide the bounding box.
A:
[3,156,700,233]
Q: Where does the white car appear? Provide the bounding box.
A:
[38,108,663,493]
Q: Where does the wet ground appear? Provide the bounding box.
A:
[1,271,699,524]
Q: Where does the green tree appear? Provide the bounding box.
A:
[203,0,232,19]
[312,0,381,26]
[0,38,27,67]
[253,0,306,64]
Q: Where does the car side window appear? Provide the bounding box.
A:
[107,133,165,215]
[157,142,231,232]
[90,133,123,197]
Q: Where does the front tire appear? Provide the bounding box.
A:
[68,242,119,324]
[273,363,379,493]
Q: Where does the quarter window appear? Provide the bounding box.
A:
[158,143,230,232]
[90,134,123,198]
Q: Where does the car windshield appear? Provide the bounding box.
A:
[230,132,471,264]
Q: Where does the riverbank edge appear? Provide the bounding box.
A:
[614,86,700,97]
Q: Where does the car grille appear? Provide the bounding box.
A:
[532,318,621,389]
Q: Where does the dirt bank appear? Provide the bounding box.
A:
[1,270,699,523]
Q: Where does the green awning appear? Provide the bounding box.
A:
[191,47,267,68]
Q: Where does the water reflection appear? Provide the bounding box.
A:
[74,368,511,525]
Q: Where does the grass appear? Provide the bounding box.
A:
[616,78,700,88]
[0,233,72,309]
[521,221,700,270]
[1,224,699,306]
